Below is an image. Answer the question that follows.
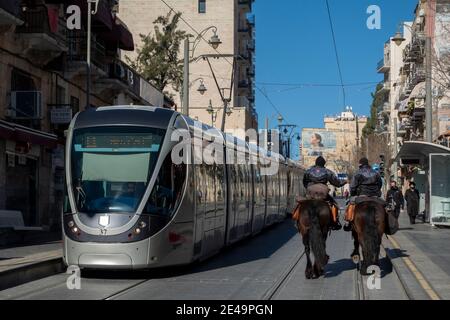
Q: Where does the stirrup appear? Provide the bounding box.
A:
[331,221,342,231]
[343,222,352,232]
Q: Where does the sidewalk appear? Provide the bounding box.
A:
[0,240,64,291]
[383,210,450,300]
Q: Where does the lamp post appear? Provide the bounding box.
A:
[195,54,237,132]
[182,26,222,116]
[86,0,99,109]
[392,23,432,143]
[278,123,297,159]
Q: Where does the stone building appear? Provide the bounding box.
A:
[301,107,367,177]
[118,0,257,139]
[0,0,170,230]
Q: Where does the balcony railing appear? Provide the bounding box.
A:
[16,6,66,45]
[106,59,141,97]
[67,32,108,73]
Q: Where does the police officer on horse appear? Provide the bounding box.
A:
[302,156,346,230]
[344,157,383,231]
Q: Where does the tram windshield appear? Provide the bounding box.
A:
[71,126,165,214]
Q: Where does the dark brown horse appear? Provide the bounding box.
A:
[293,200,331,279]
[350,201,385,275]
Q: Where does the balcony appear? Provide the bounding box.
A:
[238,0,254,12]
[235,96,250,110]
[238,79,249,89]
[247,65,255,76]
[15,5,67,65]
[238,15,254,34]
[377,57,390,73]
[66,32,109,78]
[0,0,23,30]
[247,39,255,51]
[94,59,141,99]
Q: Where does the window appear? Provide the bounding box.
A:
[70,96,80,114]
[198,0,206,13]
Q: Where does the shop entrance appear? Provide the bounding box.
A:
[5,154,38,226]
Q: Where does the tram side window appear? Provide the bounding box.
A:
[145,153,186,216]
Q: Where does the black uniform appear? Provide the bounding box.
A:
[405,188,420,224]
[303,166,344,189]
[386,187,404,219]
[350,165,383,197]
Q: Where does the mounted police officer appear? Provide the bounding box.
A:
[302,156,346,230]
[343,157,383,231]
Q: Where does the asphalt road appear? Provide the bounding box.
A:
[0,200,409,300]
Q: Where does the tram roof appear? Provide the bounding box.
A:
[73,105,176,129]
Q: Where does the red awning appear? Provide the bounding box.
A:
[0,120,58,149]
[101,17,134,51]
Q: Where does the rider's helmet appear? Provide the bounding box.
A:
[315,156,326,167]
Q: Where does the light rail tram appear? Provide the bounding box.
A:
[63,106,305,269]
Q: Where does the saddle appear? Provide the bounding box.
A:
[292,198,339,224]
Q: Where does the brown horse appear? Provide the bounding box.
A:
[294,200,331,279]
[350,201,386,275]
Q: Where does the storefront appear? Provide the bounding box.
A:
[0,120,58,227]
[396,141,450,226]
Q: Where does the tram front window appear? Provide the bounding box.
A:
[71,126,165,214]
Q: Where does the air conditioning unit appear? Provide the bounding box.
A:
[10,91,42,119]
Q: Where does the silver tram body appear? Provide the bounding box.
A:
[63,106,305,269]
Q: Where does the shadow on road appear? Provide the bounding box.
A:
[81,220,298,280]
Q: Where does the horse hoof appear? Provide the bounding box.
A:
[352,255,360,264]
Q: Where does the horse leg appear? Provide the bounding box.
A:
[303,232,313,279]
[351,230,361,265]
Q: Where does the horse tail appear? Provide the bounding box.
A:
[361,203,379,266]
[308,204,327,269]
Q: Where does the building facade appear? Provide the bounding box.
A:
[301,108,367,177]
[0,0,170,229]
[118,0,257,139]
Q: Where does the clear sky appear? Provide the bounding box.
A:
[254,0,418,134]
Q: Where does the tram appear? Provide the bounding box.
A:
[62,106,305,269]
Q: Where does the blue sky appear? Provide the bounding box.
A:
[254,0,418,133]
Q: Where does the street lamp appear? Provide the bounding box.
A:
[206,99,218,125]
[182,26,222,116]
[392,22,432,143]
[86,0,99,109]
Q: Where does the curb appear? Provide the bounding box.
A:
[381,236,433,300]
[0,257,65,291]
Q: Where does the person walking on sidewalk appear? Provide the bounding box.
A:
[405,182,420,224]
[386,181,404,219]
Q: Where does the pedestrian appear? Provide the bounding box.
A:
[386,181,404,219]
[405,182,420,224]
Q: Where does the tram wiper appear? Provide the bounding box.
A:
[75,172,86,207]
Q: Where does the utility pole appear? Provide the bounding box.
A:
[182,38,190,116]
[425,36,433,143]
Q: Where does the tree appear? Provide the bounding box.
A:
[362,83,387,138]
[126,11,188,95]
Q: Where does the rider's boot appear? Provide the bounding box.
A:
[330,205,342,230]
[343,204,354,232]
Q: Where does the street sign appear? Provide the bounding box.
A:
[51,107,72,124]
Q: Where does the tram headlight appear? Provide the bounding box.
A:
[68,221,75,228]
[71,227,79,233]
[134,228,141,234]
[139,221,147,228]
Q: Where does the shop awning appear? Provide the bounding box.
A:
[0,120,58,148]
[395,141,450,166]
[101,17,134,51]
[57,0,113,30]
